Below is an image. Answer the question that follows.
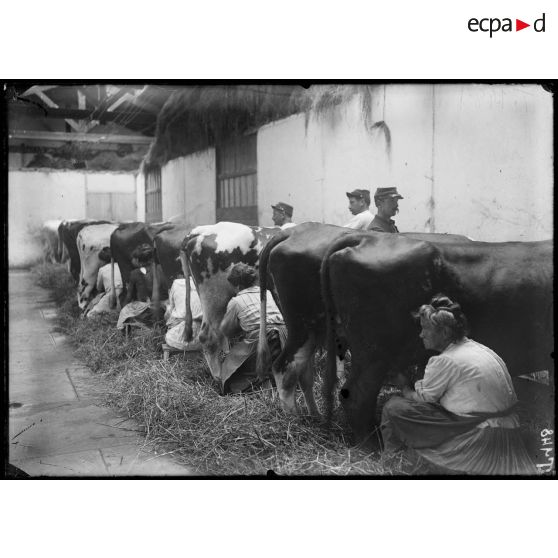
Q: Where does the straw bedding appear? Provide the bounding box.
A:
[30,263,550,476]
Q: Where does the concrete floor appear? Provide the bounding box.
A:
[8,270,191,477]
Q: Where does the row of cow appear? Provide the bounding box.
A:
[41,218,190,311]
[42,218,554,441]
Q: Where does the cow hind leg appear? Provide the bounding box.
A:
[299,359,320,418]
[340,354,389,447]
[292,338,318,415]
[273,365,298,415]
[274,338,318,417]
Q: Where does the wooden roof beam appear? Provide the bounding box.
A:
[9,130,153,144]
[9,103,156,127]
[21,85,57,97]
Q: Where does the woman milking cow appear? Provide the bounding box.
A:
[116,243,168,331]
[218,262,287,395]
[381,294,537,475]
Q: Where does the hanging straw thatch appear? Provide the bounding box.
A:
[145,84,391,168]
[145,85,309,167]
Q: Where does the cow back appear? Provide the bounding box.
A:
[111,222,154,286]
[59,219,110,281]
[154,224,191,283]
[264,223,350,340]
[326,234,553,378]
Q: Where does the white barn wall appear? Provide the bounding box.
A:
[136,173,145,222]
[161,158,186,221]
[8,169,141,267]
[258,87,435,231]
[183,149,216,226]
[258,84,552,240]
[9,170,87,267]
[381,84,435,233]
[257,113,323,226]
[432,84,553,241]
[85,173,137,194]
[161,148,216,226]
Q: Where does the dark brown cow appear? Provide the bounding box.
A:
[151,222,192,314]
[154,223,192,284]
[321,232,554,440]
[109,221,175,307]
[257,223,349,416]
[256,223,473,418]
[181,222,280,386]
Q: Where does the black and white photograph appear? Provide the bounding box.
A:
[4,82,554,478]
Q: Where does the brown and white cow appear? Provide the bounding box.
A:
[76,223,119,310]
[256,223,473,418]
[181,222,280,387]
[321,232,554,440]
[59,219,110,282]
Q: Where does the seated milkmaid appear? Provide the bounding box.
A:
[86,246,123,318]
[381,294,537,475]
[164,273,203,351]
[219,263,287,394]
[116,243,168,330]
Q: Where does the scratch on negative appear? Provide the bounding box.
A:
[12,422,36,441]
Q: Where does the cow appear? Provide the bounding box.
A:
[320,232,554,441]
[40,220,63,264]
[256,223,473,418]
[181,222,280,387]
[76,223,120,310]
[57,219,75,269]
[58,219,110,282]
[152,223,192,310]
[154,223,192,283]
[109,221,175,307]
[256,223,350,416]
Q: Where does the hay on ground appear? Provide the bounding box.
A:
[30,263,549,476]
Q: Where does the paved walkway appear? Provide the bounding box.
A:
[8,270,191,477]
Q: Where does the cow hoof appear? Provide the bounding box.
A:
[280,403,298,416]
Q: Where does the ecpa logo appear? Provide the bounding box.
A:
[468,13,546,37]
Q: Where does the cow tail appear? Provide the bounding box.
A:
[320,232,362,423]
[109,257,116,309]
[256,230,290,380]
[151,251,160,321]
[180,247,193,342]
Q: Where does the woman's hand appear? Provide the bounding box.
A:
[393,372,410,388]
[401,386,415,400]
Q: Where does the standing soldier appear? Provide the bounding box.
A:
[368,187,403,233]
[271,202,296,229]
